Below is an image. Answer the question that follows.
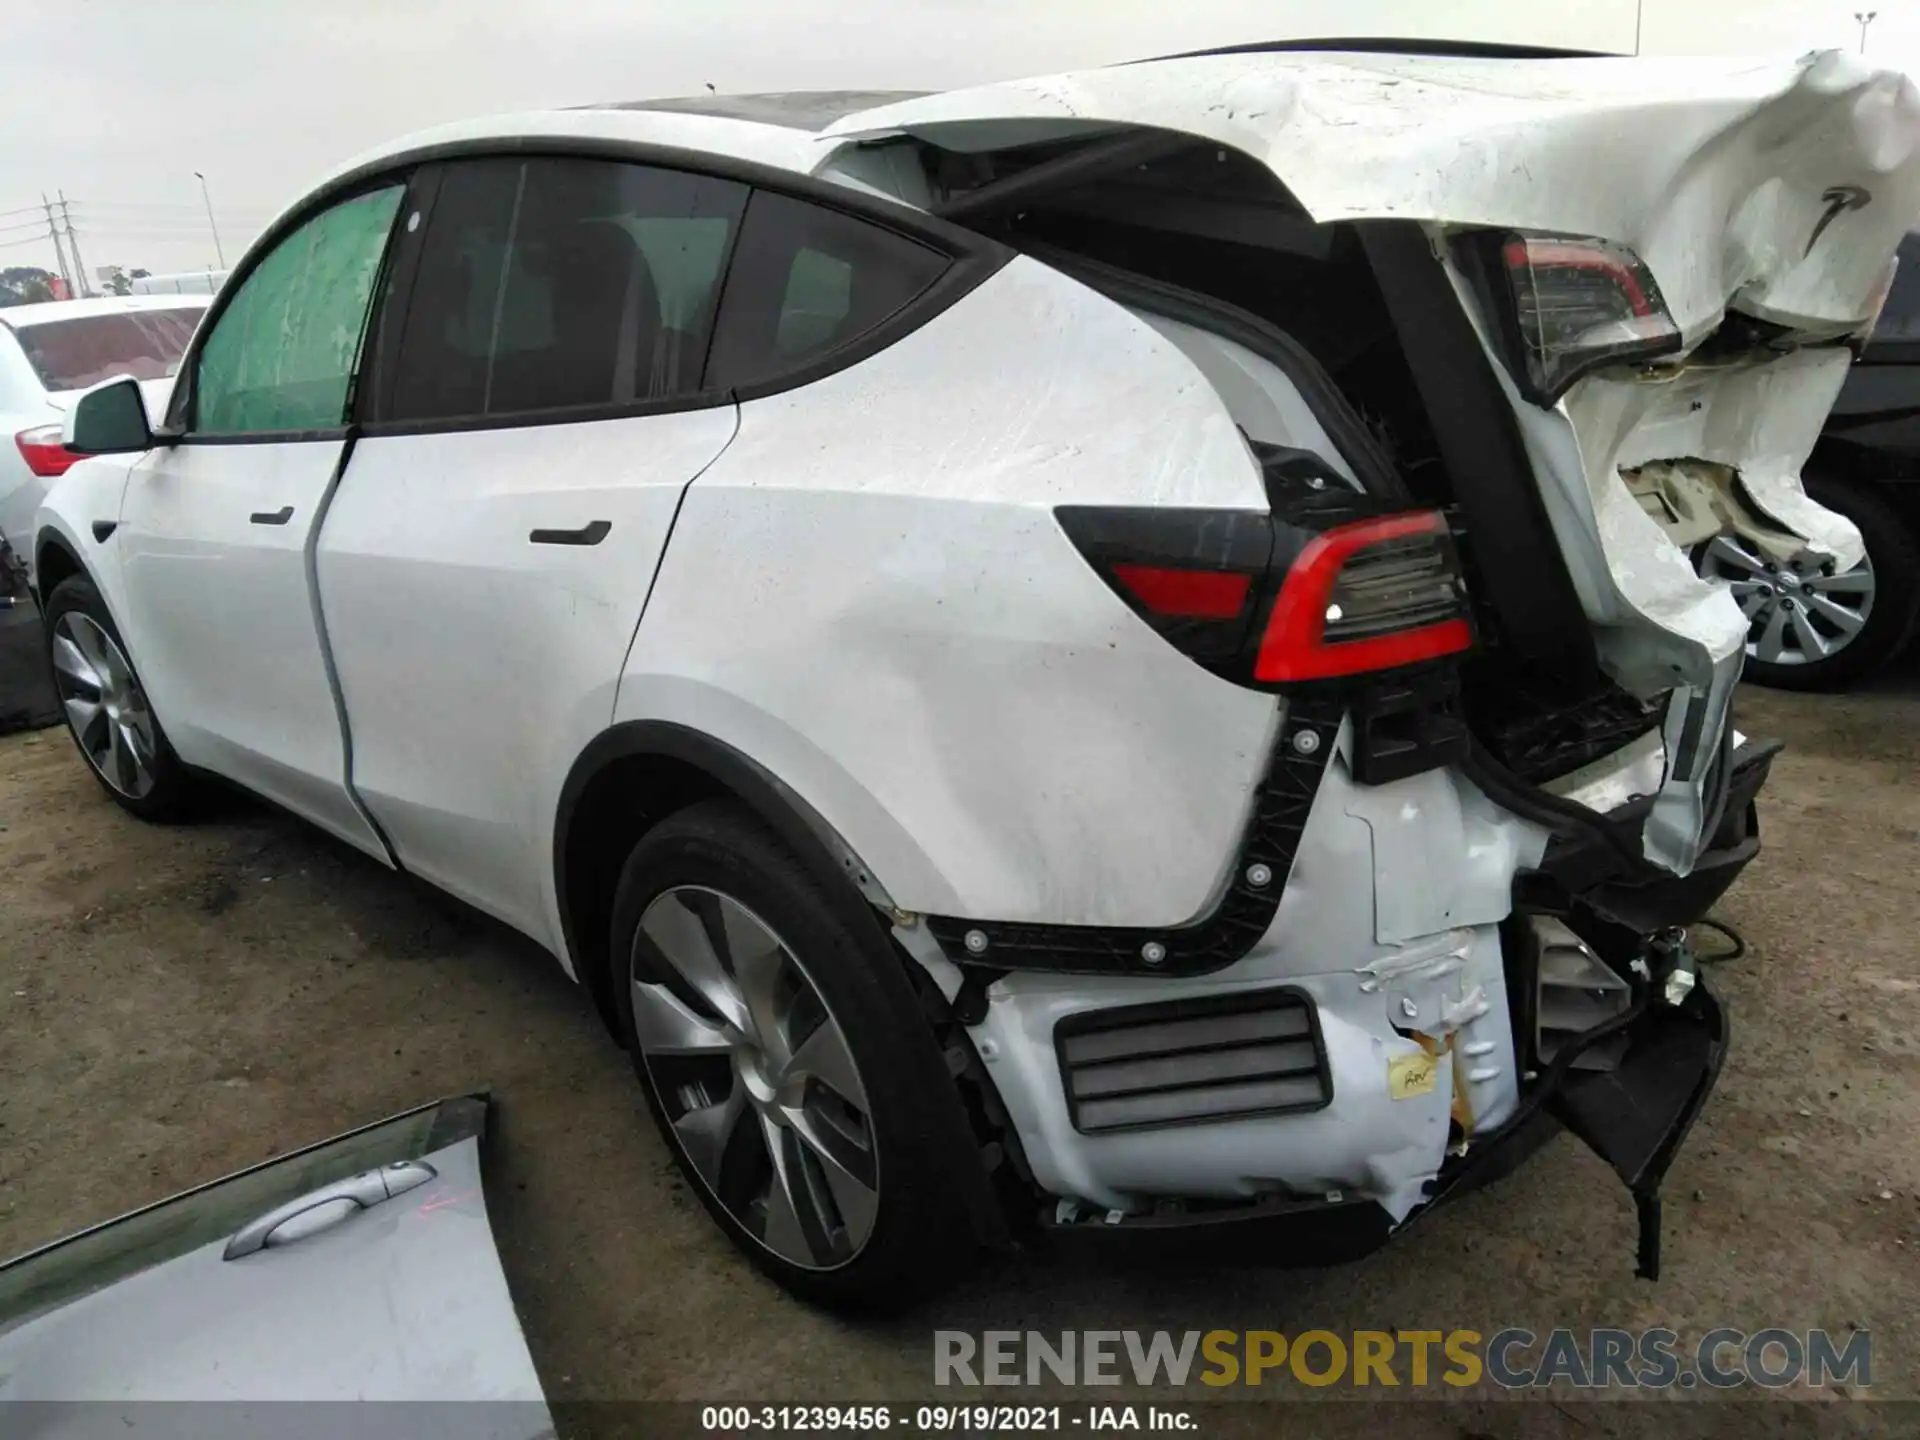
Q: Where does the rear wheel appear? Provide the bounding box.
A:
[1696,472,1920,691]
[608,799,983,1311]
[42,574,192,818]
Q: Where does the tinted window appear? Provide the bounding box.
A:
[13,308,204,394]
[705,190,949,392]
[385,158,746,423]
[193,186,403,435]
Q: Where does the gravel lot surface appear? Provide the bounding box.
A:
[3,667,1916,1437]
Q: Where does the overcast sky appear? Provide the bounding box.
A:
[1,0,1913,279]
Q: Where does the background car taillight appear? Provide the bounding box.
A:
[15,424,80,479]
[1474,232,1683,403]
[1055,502,1473,687]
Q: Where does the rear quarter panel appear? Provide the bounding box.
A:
[617,257,1282,927]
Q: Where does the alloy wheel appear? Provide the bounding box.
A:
[630,885,878,1270]
[50,612,160,799]
[1698,534,1875,668]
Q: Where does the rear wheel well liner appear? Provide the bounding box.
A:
[32,532,85,605]
[553,721,895,1037]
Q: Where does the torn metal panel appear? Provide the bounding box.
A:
[825,50,1920,340]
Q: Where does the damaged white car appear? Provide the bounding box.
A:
[27,41,1920,1310]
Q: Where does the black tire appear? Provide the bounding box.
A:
[1734,473,1920,691]
[41,573,193,819]
[609,799,986,1311]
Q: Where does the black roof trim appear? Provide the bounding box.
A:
[1136,37,1615,64]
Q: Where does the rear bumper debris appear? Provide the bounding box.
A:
[1037,969,1725,1280]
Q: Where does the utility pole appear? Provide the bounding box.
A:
[40,193,74,297]
[193,172,226,268]
[1856,11,1877,53]
[1633,0,1644,56]
[57,191,89,297]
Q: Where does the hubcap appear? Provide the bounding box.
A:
[49,613,159,798]
[1699,534,1874,668]
[630,886,878,1270]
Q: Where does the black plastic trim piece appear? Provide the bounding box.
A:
[1054,986,1332,1135]
[249,506,294,526]
[173,427,351,448]
[529,520,612,547]
[552,720,889,979]
[1141,37,1612,63]
[925,693,1343,977]
[936,130,1196,225]
[1037,1188,1395,1268]
[359,165,445,429]
[89,521,116,543]
[1358,221,1599,684]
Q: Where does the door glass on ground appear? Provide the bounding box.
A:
[705,190,949,391]
[12,309,204,394]
[192,186,405,435]
[384,158,747,423]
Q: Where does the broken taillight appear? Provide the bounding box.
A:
[1494,233,1683,402]
[1055,503,1473,685]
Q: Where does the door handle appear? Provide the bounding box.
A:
[222,1159,437,1260]
[250,506,295,526]
[529,520,611,546]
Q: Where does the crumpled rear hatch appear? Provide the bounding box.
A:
[823,48,1920,872]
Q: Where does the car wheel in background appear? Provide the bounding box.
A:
[1696,472,1920,691]
[608,799,984,1312]
[41,574,193,818]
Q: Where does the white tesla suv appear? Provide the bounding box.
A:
[29,43,1919,1310]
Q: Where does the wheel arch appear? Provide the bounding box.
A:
[32,528,86,607]
[554,720,907,1038]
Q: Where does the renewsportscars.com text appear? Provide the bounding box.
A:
[933,1328,1871,1391]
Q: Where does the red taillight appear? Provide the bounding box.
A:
[15,424,79,479]
[1056,503,1474,685]
[1498,233,1681,401]
[1108,564,1252,620]
[1254,511,1472,682]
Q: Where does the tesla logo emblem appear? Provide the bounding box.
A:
[1806,185,1873,255]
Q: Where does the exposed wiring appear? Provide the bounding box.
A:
[1691,916,1747,964]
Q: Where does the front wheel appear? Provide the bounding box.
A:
[42,574,192,818]
[608,799,985,1311]
[1696,472,1920,691]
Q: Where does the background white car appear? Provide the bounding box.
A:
[25,44,1919,1311]
[0,295,208,553]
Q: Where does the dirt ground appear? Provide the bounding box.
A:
[2,662,1917,1435]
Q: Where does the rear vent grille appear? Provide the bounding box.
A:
[1532,915,1632,1072]
[1055,989,1331,1135]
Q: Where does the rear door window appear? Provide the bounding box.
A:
[191,186,404,436]
[12,309,204,394]
[704,190,950,392]
[381,157,747,424]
